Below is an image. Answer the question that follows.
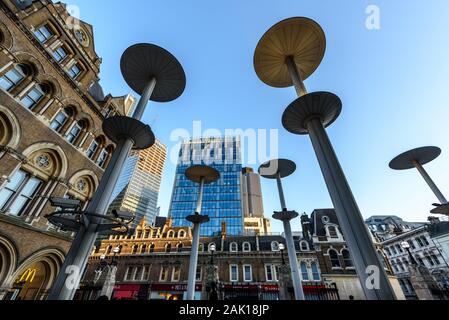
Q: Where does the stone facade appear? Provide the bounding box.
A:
[0,0,132,300]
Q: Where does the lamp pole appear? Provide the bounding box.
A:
[254,17,396,300]
[185,165,220,300]
[48,44,186,300]
[259,159,305,300]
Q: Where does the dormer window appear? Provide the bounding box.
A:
[53,46,68,62]
[34,24,54,43]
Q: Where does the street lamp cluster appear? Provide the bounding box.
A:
[44,14,447,301]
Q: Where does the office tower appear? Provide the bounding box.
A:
[241,167,271,235]
[108,139,167,228]
[168,136,244,236]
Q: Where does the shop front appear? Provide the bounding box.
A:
[150,283,202,300]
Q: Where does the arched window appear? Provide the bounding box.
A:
[327,226,338,238]
[177,243,183,253]
[149,243,155,253]
[50,107,74,133]
[198,243,204,252]
[178,230,186,238]
[328,249,341,268]
[65,120,85,144]
[167,230,175,238]
[165,243,171,253]
[230,242,238,252]
[0,64,28,92]
[342,249,353,268]
[300,262,309,281]
[106,246,112,255]
[141,244,146,254]
[86,137,102,160]
[311,262,320,281]
[21,83,48,110]
[132,245,138,254]
[300,241,309,251]
[271,241,279,252]
[242,242,251,252]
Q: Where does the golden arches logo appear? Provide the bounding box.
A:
[17,268,37,283]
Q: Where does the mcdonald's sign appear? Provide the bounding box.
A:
[16,268,37,283]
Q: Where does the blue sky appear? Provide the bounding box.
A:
[70,0,449,233]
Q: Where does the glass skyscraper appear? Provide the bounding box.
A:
[168,136,243,236]
[108,139,167,228]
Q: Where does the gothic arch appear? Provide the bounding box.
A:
[67,169,99,200]
[22,142,68,179]
[0,105,21,149]
[4,248,64,294]
[0,22,13,50]
[0,235,18,287]
[12,51,45,76]
[35,73,62,100]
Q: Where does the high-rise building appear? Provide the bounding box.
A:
[241,167,271,234]
[168,136,244,236]
[108,139,167,228]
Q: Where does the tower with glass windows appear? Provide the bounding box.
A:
[168,136,244,236]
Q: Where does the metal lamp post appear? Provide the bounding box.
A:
[259,159,304,300]
[279,243,286,265]
[389,146,449,216]
[48,44,186,300]
[209,243,216,264]
[254,17,396,300]
[185,165,220,300]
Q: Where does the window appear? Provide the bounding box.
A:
[0,170,42,216]
[149,244,155,253]
[431,254,441,265]
[141,245,146,253]
[172,266,180,282]
[415,255,424,266]
[143,266,150,280]
[68,63,82,79]
[327,226,338,238]
[230,242,238,252]
[66,122,82,144]
[328,249,341,268]
[416,237,424,247]
[425,255,435,266]
[230,265,238,282]
[178,230,186,238]
[160,266,169,281]
[167,230,175,238]
[271,241,279,251]
[242,242,251,252]
[342,249,353,268]
[106,246,112,254]
[132,245,138,254]
[124,267,133,281]
[395,244,403,253]
[97,148,108,167]
[134,266,143,280]
[300,262,309,281]
[243,265,252,282]
[177,243,183,253]
[165,243,171,253]
[195,266,202,281]
[420,236,430,246]
[86,139,99,159]
[407,240,416,250]
[198,243,204,252]
[265,265,274,282]
[0,64,27,91]
[53,46,68,62]
[311,262,320,281]
[34,24,53,43]
[50,109,69,132]
[21,84,45,109]
[300,241,309,251]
